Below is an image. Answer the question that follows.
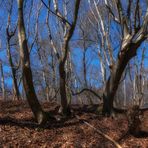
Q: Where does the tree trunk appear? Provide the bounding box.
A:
[102,49,136,115]
[123,79,126,107]
[59,61,70,115]
[12,74,20,101]
[0,62,5,100]
[83,49,87,87]
[17,0,47,124]
[42,71,50,101]
[6,34,20,101]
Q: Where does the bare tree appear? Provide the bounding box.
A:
[41,0,81,115]
[6,0,20,100]
[17,0,54,124]
[87,0,148,115]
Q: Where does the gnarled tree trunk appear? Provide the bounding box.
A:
[102,43,146,115]
[101,0,148,116]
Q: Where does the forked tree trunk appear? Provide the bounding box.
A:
[17,0,47,124]
[57,0,81,115]
[102,49,137,115]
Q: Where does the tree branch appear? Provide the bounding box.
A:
[62,0,81,64]
[71,88,102,100]
[41,0,71,26]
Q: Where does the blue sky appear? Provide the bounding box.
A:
[0,0,148,91]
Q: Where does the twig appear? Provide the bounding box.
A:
[40,0,71,26]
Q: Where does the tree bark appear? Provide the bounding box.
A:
[42,71,50,101]
[6,31,20,101]
[58,0,81,115]
[12,72,20,101]
[83,49,88,87]
[0,62,5,100]
[59,61,70,115]
[17,0,47,124]
[102,48,137,115]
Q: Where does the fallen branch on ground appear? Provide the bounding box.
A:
[75,115,122,148]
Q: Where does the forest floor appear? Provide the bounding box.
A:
[0,100,147,148]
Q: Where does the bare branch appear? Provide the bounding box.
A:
[41,0,71,26]
[62,0,81,64]
[71,88,102,100]
[75,115,122,148]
